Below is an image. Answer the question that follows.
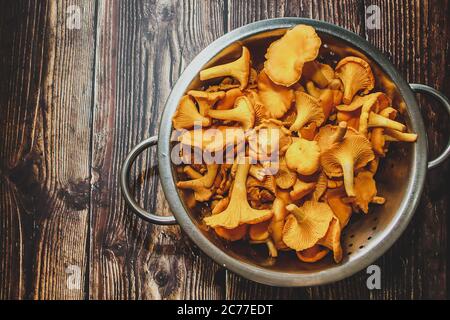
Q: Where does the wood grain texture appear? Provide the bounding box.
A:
[361,0,450,300]
[0,0,448,300]
[0,0,96,299]
[88,0,226,299]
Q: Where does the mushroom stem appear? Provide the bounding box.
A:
[384,129,418,142]
[341,160,355,197]
[183,166,202,179]
[266,239,278,258]
[177,164,219,190]
[286,204,306,223]
[372,196,386,204]
[368,112,406,132]
[343,85,355,105]
[290,115,309,132]
[207,96,254,130]
[330,121,348,144]
[201,64,235,81]
[200,47,250,89]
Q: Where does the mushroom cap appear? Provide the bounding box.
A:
[289,91,325,131]
[246,175,277,195]
[299,122,318,141]
[285,138,321,175]
[325,187,352,228]
[257,70,294,118]
[327,177,344,189]
[215,225,248,241]
[289,178,316,201]
[318,216,343,263]
[282,201,334,251]
[274,157,297,189]
[315,122,356,152]
[296,245,330,263]
[321,134,374,177]
[337,110,361,130]
[335,56,375,104]
[216,88,243,110]
[249,221,270,242]
[265,25,321,86]
[354,171,377,214]
[172,95,211,129]
[305,81,339,120]
[320,133,374,196]
[336,92,390,112]
[188,90,226,116]
[200,46,251,90]
[302,61,336,88]
[211,197,230,215]
[208,96,255,130]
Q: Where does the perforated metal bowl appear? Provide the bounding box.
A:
[120,18,450,286]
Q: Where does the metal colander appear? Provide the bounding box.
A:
[121,18,450,286]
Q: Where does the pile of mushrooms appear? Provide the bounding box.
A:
[172,25,417,264]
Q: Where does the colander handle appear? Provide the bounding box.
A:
[410,83,450,169]
[120,136,177,225]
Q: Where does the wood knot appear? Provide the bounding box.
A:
[57,178,90,211]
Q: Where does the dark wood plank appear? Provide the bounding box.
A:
[89,0,227,299]
[360,0,450,300]
[0,0,96,299]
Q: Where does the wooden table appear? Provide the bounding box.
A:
[0,0,449,300]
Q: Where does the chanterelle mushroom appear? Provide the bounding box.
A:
[264,25,321,86]
[290,178,316,201]
[172,95,210,129]
[282,201,334,251]
[318,216,343,263]
[257,70,294,119]
[320,133,375,197]
[296,245,330,263]
[177,164,219,201]
[370,107,398,156]
[289,91,325,132]
[188,90,225,116]
[325,188,352,228]
[384,128,418,142]
[268,192,290,250]
[353,170,378,214]
[200,47,251,90]
[315,122,350,152]
[302,61,336,88]
[274,157,297,189]
[203,158,273,229]
[216,88,243,110]
[335,56,375,104]
[208,96,255,130]
[305,81,341,120]
[367,111,406,132]
[285,138,321,175]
